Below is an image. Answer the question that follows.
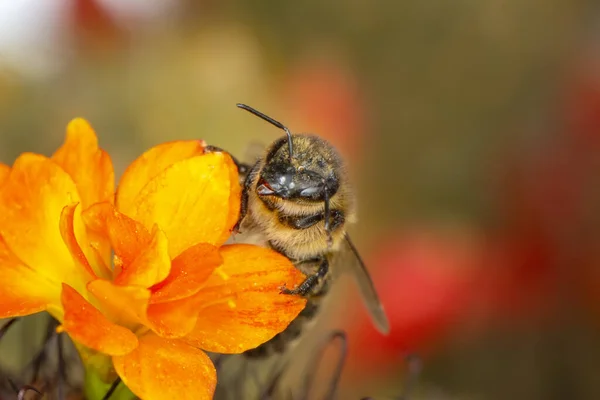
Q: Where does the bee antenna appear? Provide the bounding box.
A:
[236,103,294,160]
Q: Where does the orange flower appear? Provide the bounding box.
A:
[0,119,306,400]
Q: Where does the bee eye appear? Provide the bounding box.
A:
[300,186,321,197]
[257,179,275,195]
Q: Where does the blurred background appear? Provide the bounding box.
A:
[1,0,600,399]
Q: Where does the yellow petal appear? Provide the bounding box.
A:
[52,118,115,209]
[145,244,223,339]
[183,244,306,354]
[115,225,171,288]
[81,228,112,281]
[82,202,152,277]
[0,236,59,317]
[218,153,241,245]
[61,283,138,356]
[116,140,206,216]
[87,279,150,330]
[150,243,222,303]
[59,203,97,278]
[113,333,216,400]
[146,297,200,339]
[118,152,238,258]
[52,119,114,269]
[0,154,93,291]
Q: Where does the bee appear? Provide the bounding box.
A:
[228,103,390,359]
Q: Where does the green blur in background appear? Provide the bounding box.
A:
[2,1,600,399]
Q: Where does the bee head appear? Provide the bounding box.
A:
[258,137,339,200]
[236,103,341,201]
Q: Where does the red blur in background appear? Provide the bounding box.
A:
[343,51,600,379]
[283,59,368,160]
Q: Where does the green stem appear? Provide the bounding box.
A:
[84,367,136,400]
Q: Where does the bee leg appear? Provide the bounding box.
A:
[234,188,249,234]
[281,256,329,296]
[233,162,259,233]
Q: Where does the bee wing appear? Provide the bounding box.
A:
[334,234,390,334]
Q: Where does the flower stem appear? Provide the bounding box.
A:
[84,368,135,400]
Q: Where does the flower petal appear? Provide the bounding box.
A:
[183,244,306,353]
[0,236,59,317]
[146,298,200,339]
[59,203,97,278]
[119,152,238,258]
[0,162,9,185]
[61,283,138,356]
[145,244,223,338]
[150,243,222,303]
[218,152,241,245]
[115,225,171,288]
[84,227,112,278]
[87,279,150,330]
[82,202,152,277]
[0,154,93,292]
[52,118,115,209]
[52,119,115,278]
[116,140,206,215]
[113,333,216,400]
